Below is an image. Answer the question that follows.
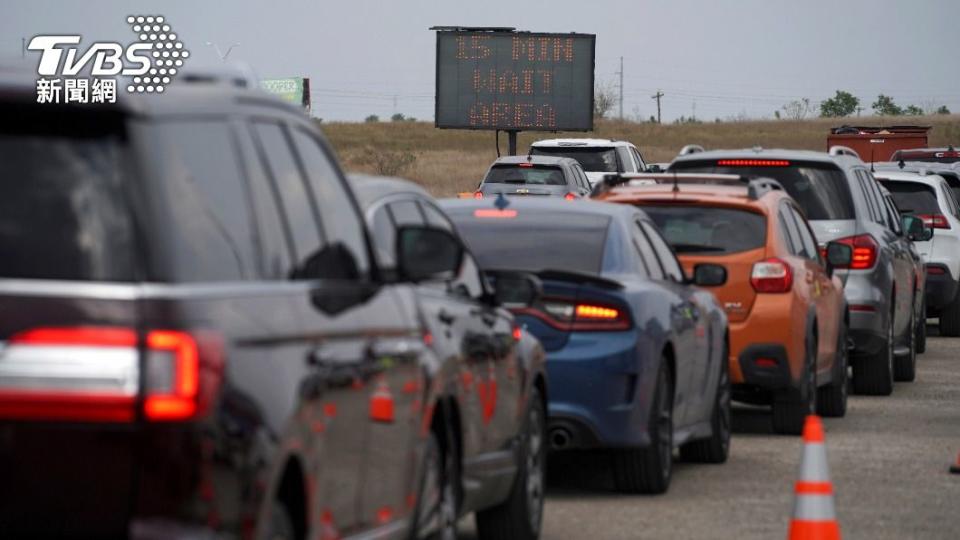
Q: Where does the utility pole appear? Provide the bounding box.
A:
[616,56,624,121]
[856,106,864,117]
[651,90,664,124]
[692,100,697,122]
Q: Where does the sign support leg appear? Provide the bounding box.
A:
[508,130,519,156]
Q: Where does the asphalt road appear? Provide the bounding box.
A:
[461,332,960,539]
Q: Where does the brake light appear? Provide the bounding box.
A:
[927,265,946,275]
[751,258,793,293]
[717,159,790,167]
[144,330,200,421]
[474,209,518,218]
[518,162,533,168]
[833,234,878,270]
[564,192,577,201]
[918,213,950,230]
[512,326,523,341]
[515,299,631,331]
[474,191,484,199]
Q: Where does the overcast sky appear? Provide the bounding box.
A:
[2,0,958,122]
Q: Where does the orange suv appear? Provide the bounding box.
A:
[594,173,853,434]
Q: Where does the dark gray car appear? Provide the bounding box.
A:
[671,147,922,396]
[477,155,592,199]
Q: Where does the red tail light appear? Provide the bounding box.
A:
[515,299,631,331]
[717,159,790,167]
[564,192,577,201]
[833,234,878,270]
[474,208,518,218]
[918,213,950,229]
[473,191,484,199]
[0,326,219,423]
[751,258,793,293]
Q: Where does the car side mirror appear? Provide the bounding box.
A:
[691,263,727,287]
[902,215,932,242]
[485,270,542,307]
[396,226,464,283]
[824,241,853,278]
[646,164,663,173]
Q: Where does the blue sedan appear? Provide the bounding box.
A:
[441,197,731,494]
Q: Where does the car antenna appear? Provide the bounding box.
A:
[898,159,905,169]
[494,192,510,211]
[672,169,680,193]
[870,147,875,173]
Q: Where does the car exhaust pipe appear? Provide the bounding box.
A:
[549,428,572,450]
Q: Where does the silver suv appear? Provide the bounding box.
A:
[670,147,922,396]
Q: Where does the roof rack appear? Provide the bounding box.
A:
[591,172,784,200]
[678,144,705,156]
[828,145,861,159]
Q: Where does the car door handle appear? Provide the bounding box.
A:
[438,309,456,325]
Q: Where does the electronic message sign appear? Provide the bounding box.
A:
[435,30,595,131]
[261,77,311,113]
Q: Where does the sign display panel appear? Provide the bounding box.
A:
[435,31,595,131]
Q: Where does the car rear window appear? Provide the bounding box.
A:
[642,205,766,255]
[448,209,610,274]
[0,105,136,281]
[877,180,940,214]
[484,165,566,186]
[670,160,855,220]
[530,146,618,173]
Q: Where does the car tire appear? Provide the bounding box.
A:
[475,386,546,540]
[817,321,848,418]
[894,307,917,382]
[915,296,927,354]
[940,289,960,337]
[773,333,816,435]
[414,430,458,540]
[265,501,296,540]
[613,359,673,494]
[679,342,730,464]
[852,307,895,396]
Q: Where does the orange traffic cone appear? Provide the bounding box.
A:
[949,451,960,474]
[788,415,841,540]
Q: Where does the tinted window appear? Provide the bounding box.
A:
[631,147,646,170]
[642,205,766,255]
[641,221,684,282]
[671,160,855,220]
[631,221,658,278]
[235,124,294,279]
[390,200,424,226]
[780,206,804,257]
[253,122,322,264]
[882,196,903,235]
[421,202,454,231]
[0,107,135,281]
[448,210,610,274]
[861,172,889,225]
[530,146,619,173]
[156,121,258,281]
[370,205,396,268]
[787,205,819,261]
[878,180,940,215]
[484,164,566,186]
[291,128,369,276]
[855,172,882,223]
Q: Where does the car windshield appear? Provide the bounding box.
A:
[877,180,941,214]
[484,165,566,186]
[670,160,855,220]
[447,209,610,274]
[530,146,619,173]
[0,105,135,281]
[642,205,767,254]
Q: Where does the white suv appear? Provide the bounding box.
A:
[876,170,960,335]
[529,138,647,186]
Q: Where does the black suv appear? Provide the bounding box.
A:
[0,71,545,540]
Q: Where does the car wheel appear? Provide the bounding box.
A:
[613,358,673,494]
[915,295,927,354]
[817,321,848,418]
[894,305,917,382]
[475,386,546,540]
[852,307,895,396]
[679,341,730,463]
[415,431,458,540]
[265,501,296,540]
[773,333,816,435]
[940,289,960,337]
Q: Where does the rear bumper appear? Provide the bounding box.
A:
[727,295,805,388]
[842,273,888,357]
[925,264,958,312]
[736,344,793,390]
[544,330,655,449]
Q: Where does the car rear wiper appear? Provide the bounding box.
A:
[672,243,726,253]
[503,178,528,184]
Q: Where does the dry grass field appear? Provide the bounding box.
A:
[322,115,960,197]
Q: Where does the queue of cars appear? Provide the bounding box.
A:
[0,65,953,539]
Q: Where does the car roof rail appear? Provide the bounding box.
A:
[678,144,705,156]
[829,145,861,159]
